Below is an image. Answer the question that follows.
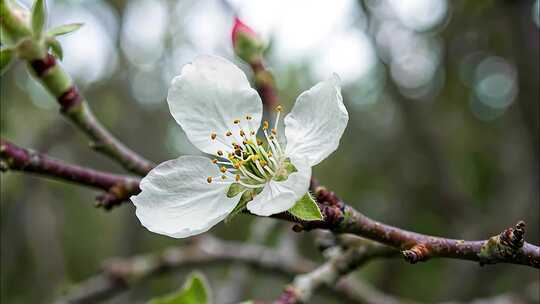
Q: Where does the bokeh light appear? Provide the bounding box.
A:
[50,1,118,86]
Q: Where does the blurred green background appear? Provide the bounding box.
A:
[1,0,539,303]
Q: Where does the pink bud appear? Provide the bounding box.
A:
[231,17,263,63]
[231,17,258,47]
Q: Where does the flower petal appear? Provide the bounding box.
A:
[284,74,348,166]
[167,55,263,155]
[131,155,239,238]
[246,158,311,216]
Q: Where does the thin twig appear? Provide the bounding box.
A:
[57,236,366,304]
[274,240,396,304]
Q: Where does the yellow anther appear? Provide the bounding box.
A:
[232,142,239,148]
[240,129,246,137]
[260,160,267,167]
[269,135,275,140]
[246,115,252,120]
[263,121,269,130]
[211,159,218,164]
[228,153,234,160]
[220,166,227,173]
[217,150,224,156]
[235,174,241,181]
[234,160,243,169]
[271,128,277,135]
[242,140,247,145]
[210,132,217,140]
[235,149,242,156]
[207,176,213,183]
[268,152,273,157]
[226,131,232,137]
[234,119,241,124]
[257,139,263,145]
[276,105,283,112]
[221,175,227,180]
[250,130,255,135]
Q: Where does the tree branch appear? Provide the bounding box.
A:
[30,54,155,175]
[0,139,140,209]
[57,236,367,304]
[2,140,538,267]
[293,186,540,268]
[0,3,154,175]
[275,239,396,304]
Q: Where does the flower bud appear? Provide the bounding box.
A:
[231,17,264,63]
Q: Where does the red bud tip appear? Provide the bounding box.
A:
[231,17,258,47]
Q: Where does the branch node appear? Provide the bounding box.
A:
[402,244,430,264]
[478,220,527,266]
[29,54,56,77]
[58,86,82,112]
[95,183,138,210]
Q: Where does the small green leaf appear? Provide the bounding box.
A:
[31,0,47,38]
[148,272,210,304]
[0,47,15,75]
[288,193,323,221]
[46,37,63,60]
[47,23,83,37]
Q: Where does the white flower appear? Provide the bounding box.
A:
[131,55,348,238]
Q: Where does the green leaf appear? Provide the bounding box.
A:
[47,23,83,37]
[288,193,323,221]
[0,47,14,75]
[148,272,210,304]
[46,37,63,60]
[31,0,47,38]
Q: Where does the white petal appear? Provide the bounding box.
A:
[131,155,239,238]
[284,74,349,166]
[247,158,311,216]
[167,55,263,155]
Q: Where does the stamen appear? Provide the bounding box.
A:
[217,150,224,156]
[253,159,269,178]
[239,129,246,137]
[226,131,232,137]
[246,115,252,120]
[207,176,213,183]
[210,132,217,140]
[212,159,218,164]
[238,165,266,183]
[221,175,227,180]
[233,119,241,124]
[220,166,227,173]
[271,128,277,135]
[235,174,241,181]
[264,165,275,175]
[262,121,269,130]
[276,105,283,112]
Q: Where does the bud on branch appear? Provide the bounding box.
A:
[231,17,264,64]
